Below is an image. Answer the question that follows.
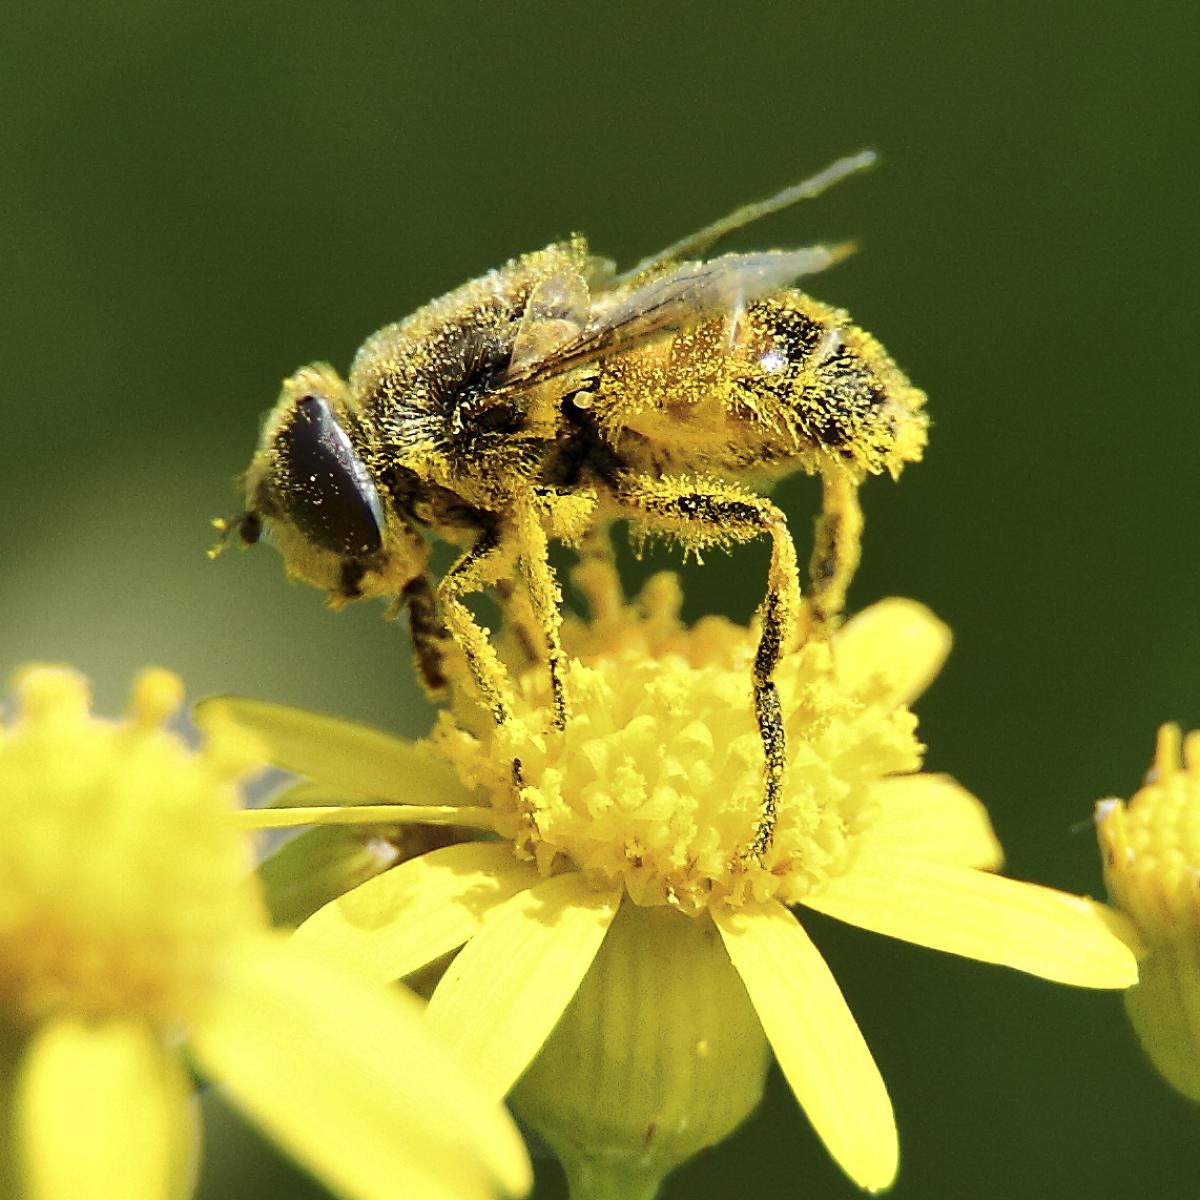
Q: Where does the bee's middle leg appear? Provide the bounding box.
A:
[513,502,569,731]
[437,529,516,726]
[607,476,801,860]
[494,576,542,671]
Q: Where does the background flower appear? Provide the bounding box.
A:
[1097,725,1200,1102]
[0,666,530,1200]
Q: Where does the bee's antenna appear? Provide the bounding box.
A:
[207,516,235,560]
[622,149,878,281]
[208,512,260,559]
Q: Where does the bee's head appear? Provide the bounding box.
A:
[237,364,429,604]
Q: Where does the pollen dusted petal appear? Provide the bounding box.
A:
[833,598,951,706]
[195,696,469,806]
[425,872,621,1100]
[804,854,1140,988]
[17,1017,192,1200]
[294,842,542,982]
[190,933,532,1200]
[862,774,1004,869]
[715,901,898,1193]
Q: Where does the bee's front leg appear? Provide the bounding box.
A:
[808,468,864,636]
[398,573,453,701]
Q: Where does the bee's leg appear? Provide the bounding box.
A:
[513,502,569,731]
[808,468,864,636]
[607,477,801,860]
[399,573,453,701]
[494,576,542,671]
[437,529,517,726]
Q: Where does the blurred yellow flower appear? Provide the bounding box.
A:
[0,666,530,1200]
[214,571,1138,1195]
[1097,724,1200,1101]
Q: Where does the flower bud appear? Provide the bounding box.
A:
[1096,725,1200,1100]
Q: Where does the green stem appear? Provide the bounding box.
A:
[563,1156,663,1200]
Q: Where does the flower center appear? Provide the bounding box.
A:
[0,667,262,1030]
[435,573,924,913]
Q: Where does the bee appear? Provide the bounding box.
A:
[224,151,927,861]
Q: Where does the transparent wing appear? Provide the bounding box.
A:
[498,244,852,390]
[507,268,592,377]
[619,149,876,281]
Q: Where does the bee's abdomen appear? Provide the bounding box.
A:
[593,291,926,483]
[737,293,928,475]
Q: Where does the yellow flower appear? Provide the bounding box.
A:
[1096,724,1200,1101]
[0,666,530,1200]
[212,571,1138,1195]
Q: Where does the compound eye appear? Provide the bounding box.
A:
[278,395,385,556]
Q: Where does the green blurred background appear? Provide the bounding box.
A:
[3,2,1198,1196]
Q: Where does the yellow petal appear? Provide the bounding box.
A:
[863,774,1004,869]
[426,872,620,1099]
[190,932,532,1200]
[715,902,897,1193]
[295,842,542,982]
[834,598,951,705]
[805,854,1140,988]
[234,804,496,831]
[17,1017,192,1200]
[195,696,467,805]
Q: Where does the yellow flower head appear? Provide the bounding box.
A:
[0,666,257,1030]
[0,666,529,1200]
[1097,724,1200,1101]
[217,571,1139,1196]
[444,570,926,912]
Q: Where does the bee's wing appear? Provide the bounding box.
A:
[498,245,850,389]
[507,268,592,377]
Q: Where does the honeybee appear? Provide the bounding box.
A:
[225,152,927,860]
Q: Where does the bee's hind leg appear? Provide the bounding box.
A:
[607,476,802,861]
[808,468,864,635]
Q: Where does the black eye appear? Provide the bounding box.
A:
[237,511,262,545]
[278,395,384,556]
